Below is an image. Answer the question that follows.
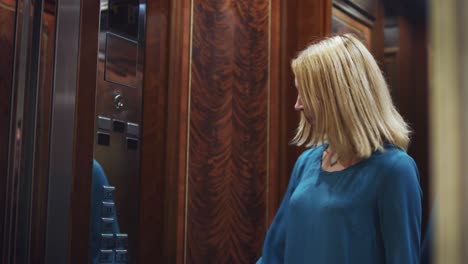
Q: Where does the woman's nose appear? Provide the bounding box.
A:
[294,96,304,111]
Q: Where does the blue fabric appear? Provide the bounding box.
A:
[420,210,433,264]
[90,160,120,264]
[257,144,422,264]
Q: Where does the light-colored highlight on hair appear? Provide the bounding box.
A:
[291,34,410,162]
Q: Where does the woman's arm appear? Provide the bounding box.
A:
[378,154,422,264]
[257,148,313,263]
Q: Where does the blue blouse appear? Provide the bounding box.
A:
[257,145,422,264]
[90,160,121,264]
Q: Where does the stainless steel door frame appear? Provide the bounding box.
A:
[2,0,46,261]
[44,0,81,263]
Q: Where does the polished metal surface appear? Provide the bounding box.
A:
[126,122,139,137]
[113,94,125,111]
[2,0,50,261]
[92,0,146,262]
[105,33,139,88]
[44,0,81,262]
[98,116,113,130]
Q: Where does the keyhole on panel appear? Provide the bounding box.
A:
[113,94,125,111]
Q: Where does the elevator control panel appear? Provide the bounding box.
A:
[93,0,146,261]
[97,185,129,264]
[96,116,140,151]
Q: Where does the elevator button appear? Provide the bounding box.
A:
[127,122,139,137]
[102,185,115,201]
[101,201,115,218]
[113,120,126,133]
[115,233,128,249]
[97,116,112,130]
[126,137,138,150]
[100,234,114,249]
[115,249,128,263]
[101,217,114,233]
[97,132,110,146]
[99,249,114,263]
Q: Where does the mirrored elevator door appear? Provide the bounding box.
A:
[90,0,145,263]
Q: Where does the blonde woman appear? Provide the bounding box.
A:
[257,34,421,264]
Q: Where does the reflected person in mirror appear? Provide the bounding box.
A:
[257,34,422,264]
[90,160,121,264]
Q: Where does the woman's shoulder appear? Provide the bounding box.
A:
[289,146,323,175]
[372,144,416,168]
[370,144,419,183]
[297,145,323,164]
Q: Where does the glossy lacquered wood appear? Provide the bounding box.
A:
[30,4,56,263]
[187,0,271,262]
[162,0,192,263]
[0,0,16,257]
[396,16,429,230]
[69,0,100,262]
[278,0,331,204]
[137,0,170,262]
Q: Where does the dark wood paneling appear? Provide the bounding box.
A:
[331,1,384,65]
[268,0,280,223]
[278,0,330,206]
[163,0,192,262]
[188,0,270,262]
[30,7,56,264]
[333,1,374,27]
[371,0,385,66]
[383,19,400,109]
[137,0,169,262]
[397,17,430,231]
[68,0,100,262]
[331,5,372,47]
[346,0,377,18]
[382,0,427,22]
[0,0,16,254]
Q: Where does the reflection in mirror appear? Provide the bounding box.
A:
[89,0,145,263]
[0,0,17,257]
[31,0,57,262]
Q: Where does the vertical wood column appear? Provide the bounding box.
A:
[278,0,330,204]
[397,16,430,230]
[187,0,272,262]
[160,0,331,262]
[69,0,100,262]
[0,0,16,255]
[137,0,170,262]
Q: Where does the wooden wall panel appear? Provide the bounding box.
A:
[30,7,56,263]
[278,0,330,203]
[162,0,192,262]
[331,1,384,67]
[69,0,100,262]
[0,0,16,255]
[188,0,270,262]
[268,0,280,224]
[382,9,429,230]
[383,17,400,109]
[137,0,169,262]
[347,0,378,18]
[397,16,430,231]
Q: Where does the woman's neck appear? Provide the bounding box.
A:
[322,146,359,172]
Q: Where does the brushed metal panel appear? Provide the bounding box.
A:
[45,0,81,263]
[92,0,146,262]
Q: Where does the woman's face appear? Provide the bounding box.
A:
[294,78,315,126]
[294,79,304,112]
[295,95,304,112]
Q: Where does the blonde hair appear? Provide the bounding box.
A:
[291,34,410,162]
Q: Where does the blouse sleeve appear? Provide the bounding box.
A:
[378,154,422,264]
[256,149,311,263]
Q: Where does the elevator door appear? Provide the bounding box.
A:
[90,0,146,263]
